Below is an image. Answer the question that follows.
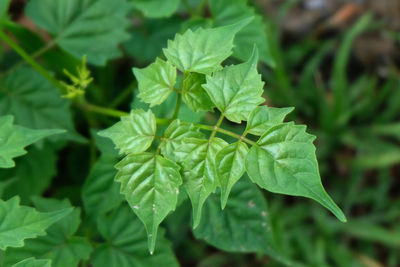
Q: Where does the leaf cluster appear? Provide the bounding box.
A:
[100,19,346,254]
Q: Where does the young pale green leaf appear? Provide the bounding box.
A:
[115,153,182,254]
[182,72,214,112]
[159,119,204,161]
[216,141,248,209]
[82,156,124,220]
[0,68,82,142]
[133,58,177,107]
[3,198,92,267]
[245,106,294,136]
[11,258,51,267]
[0,144,57,202]
[163,18,252,75]
[0,115,63,168]
[92,205,179,267]
[98,109,156,155]
[194,177,274,253]
[175,137,228,228]
[203,47,264,123]
[0,196,72,250]
[25,0,131,65]
[210,0,275,67]
[131,0,180,18]
[245,123,347,222]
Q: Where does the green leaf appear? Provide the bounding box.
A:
[0,196,72,250]
[98,109,156,155]
[3,198,92,267]
[12,258,51,267]
[210,0,275,67]
[175,137,228,228]
[0,115,63,168]
[245,106,294,136]
[82,156,124,220]
[163,18,252,75]
[159,119,204,161]
[194,177,274,252]
[91,129,119,157]
[216,141,248,209]
[131,0,180,18]
[0,68,82,143]
[124,17,182,63]
[0,144,57,202]
[0,0,11,20]
[115,153,182,254]
[92,205,179,267]
[245,123,347,222]
[203,47,264,123]
[133,58,177,107]
[182,72,214,112]
[25,0,131,65]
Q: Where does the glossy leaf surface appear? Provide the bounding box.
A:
[182,73,214,112]
[203,48,264,123]
[245,123,346,222]
[245,106,294,136]
[216,141,248,209]
[98,109,156,155]
[163,18,251,75]
[133,58,176,107]
[175,137,228,228]
[0,197,72,250]
[115,153,182,253]
[159,119,204,161]
[0,116,62,168]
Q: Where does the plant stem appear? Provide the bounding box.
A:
[80,100,172,125]
[79,100,257,146]
[0,41,56,78]
[0,29,63,91]
[209,114,225,140]
[172,93,182,119]
[81,100,129,117]
[194,122,257,146]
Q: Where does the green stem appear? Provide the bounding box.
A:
[81,100,129,117]
[193,122,257,146]
[209,114,225,140]
[80,100,171,126]
[0,29,63,91]
[79,100,257,146]
[0,41,56,78]
[171,92,182,119]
